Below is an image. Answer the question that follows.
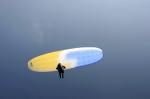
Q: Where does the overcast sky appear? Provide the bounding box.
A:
[0,0,150,99]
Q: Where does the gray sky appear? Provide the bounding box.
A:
[0,0,150,99]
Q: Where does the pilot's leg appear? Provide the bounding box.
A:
[62,73,64,78]
[59,72,61,78]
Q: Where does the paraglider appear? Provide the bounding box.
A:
[56,63,66,78]
[28,47,103,73]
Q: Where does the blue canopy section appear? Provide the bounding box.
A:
[65,50,103,67]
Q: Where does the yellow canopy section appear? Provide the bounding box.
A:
[28,51,62,72]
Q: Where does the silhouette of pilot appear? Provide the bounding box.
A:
[56,63,66,78]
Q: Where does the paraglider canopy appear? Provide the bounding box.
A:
[28,47,103,72]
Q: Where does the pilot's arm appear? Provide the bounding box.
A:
[62,66,66,69]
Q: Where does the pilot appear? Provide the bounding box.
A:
[56,63,66,78]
